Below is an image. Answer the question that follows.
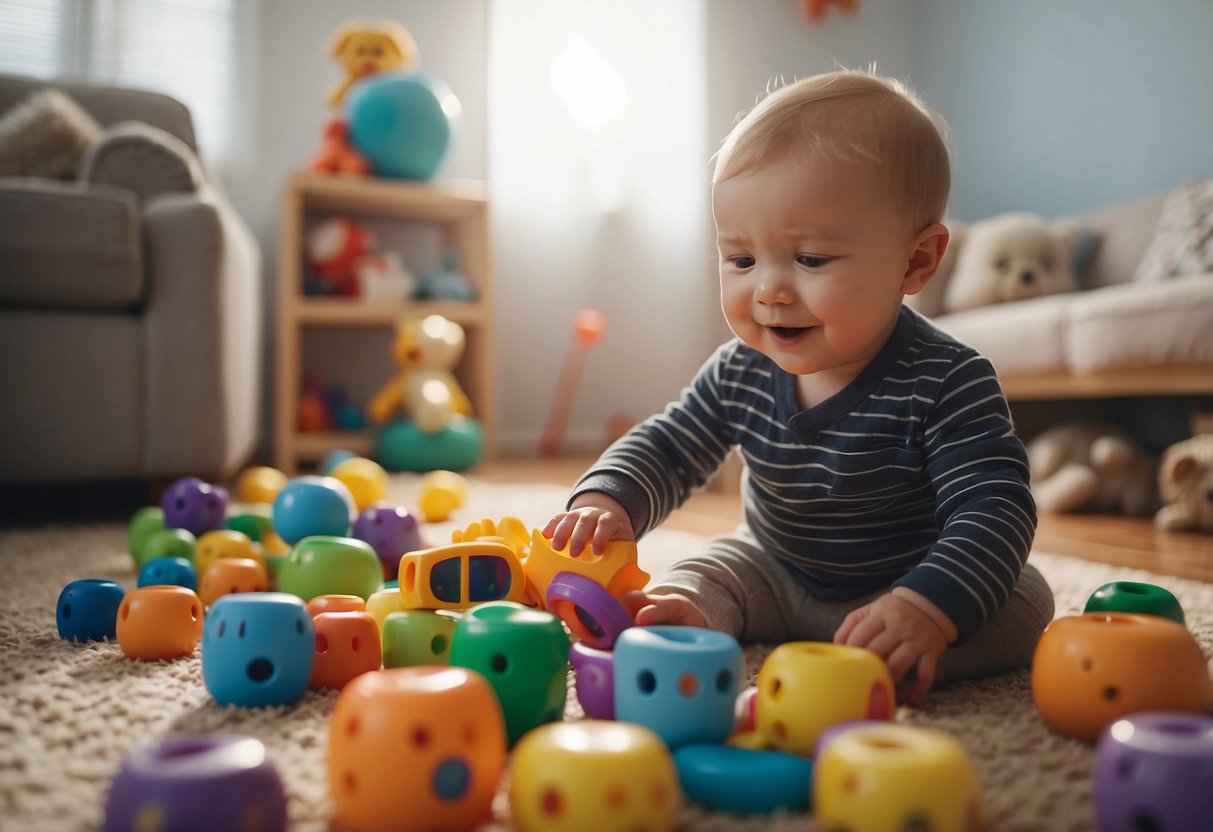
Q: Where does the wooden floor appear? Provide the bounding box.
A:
[478,455,1213,585]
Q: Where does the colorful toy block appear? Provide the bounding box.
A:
[310,611,382,690]
[271,475,355,545]
[381,610,460,668]
[137,556,197,590]
[200,593,314,708]
[398,541,524,611]
[353,503,423,579]
[198,557,269,608]
[276,535,383,601]
[1084,580,1185,624]
[116,586,204,661]
[161,476,228,537]
[57,578,124,642]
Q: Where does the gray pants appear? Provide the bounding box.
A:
[646,528,1056,685]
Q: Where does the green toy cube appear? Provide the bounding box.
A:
[128,507,167,566]
[381,610,460,668]
[449,601,570,746]
[140,528,196,567]
[277,536,383,601]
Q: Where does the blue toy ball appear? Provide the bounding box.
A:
[347,71,461,181]
[375,416,483,473]
[272,476,355,545]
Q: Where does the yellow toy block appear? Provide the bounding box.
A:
[398,541,524,611]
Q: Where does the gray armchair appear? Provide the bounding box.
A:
[0,74,261,484]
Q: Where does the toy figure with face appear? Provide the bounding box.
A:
[326,18,420,107]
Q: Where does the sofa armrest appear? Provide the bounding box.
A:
[80,121,205,202]
[139,188,261,477]
[0,176,143,309]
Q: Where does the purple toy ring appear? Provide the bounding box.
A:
[545,571,633,649]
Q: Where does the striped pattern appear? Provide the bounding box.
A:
[572,307,1036,642]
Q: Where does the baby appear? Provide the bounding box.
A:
[544,70,1054,705]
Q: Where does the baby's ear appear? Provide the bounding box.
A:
[902,222,956,316]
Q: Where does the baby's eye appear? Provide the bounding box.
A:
[796,254,830,268]
[727,256,755,270]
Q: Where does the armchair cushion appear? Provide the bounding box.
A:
[0,88,103,179]
[81,121,204,202]
[0,177,142,310]
[922,292,1073,377]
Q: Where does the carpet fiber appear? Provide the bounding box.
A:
[2,476,1211,832]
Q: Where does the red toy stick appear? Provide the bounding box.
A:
[539,309,607,457]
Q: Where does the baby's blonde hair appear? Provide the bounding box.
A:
[713,70,951,232]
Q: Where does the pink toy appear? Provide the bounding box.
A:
[539,308,607,456]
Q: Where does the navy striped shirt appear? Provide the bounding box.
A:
[572,306,1036,643]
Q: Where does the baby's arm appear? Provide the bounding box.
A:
[834,587,958,706]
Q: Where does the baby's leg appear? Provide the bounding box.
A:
[937,562,1055,683]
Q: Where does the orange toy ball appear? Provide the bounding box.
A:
[572,308,607,345]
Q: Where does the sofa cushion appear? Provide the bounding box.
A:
[0,177,143,310]
[925,292,1074,377]
[81,121,204,203]
[1066,273,1213,373]
[0,88,103,179]
[1134,178,1213,282]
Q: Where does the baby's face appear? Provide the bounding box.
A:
[714,150,920,393]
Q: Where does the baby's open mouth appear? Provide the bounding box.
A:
[768,325,809,340]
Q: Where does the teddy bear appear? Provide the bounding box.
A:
[1154,434,1213,533]
[367,314,472,433]
[907,212,1092,316]
[325,18,420,107]
[1027,422,1156,516]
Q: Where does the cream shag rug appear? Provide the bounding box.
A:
[2,476,1212,832]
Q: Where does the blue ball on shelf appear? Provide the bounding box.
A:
[346,71,461,181]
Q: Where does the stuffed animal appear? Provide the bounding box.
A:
[1155,434,1213,533]
[305,218,374,296]
[306,117,371,175]
[910,212,1091,316]
[367,314,472,433]
[1027,422,1156,516]
[357,251,415,303]
[326,18,420,107]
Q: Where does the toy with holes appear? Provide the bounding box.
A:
[161,476,229,537]
[328,666,507,832]
[116,586,205,661]
[310,610,382,690]
[732,642,895,757]
[1031,612,1213,742]
[354,503,424,580]
[199,557,269,608]
[398,540,525,611]
[611,626,742,749]
[104,735,287,832]
[381,610,460,668]
[57,578,125,642]
[813,723,983,832]
[1084,580,1185,625]
[201,593,315,707]
[449,601,570,746]
[277,535,384,602]
[524,529,649,648]
[510,721,679,832]
[1094,711,1213,831]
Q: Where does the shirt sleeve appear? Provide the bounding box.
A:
[893,353,1037,643]
[567,345,737,538]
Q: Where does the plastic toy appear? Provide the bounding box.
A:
[418,469,468,522]
[305,218,373,297]
[674,743,813,815]
[201,593,314,708]
[126,506,166,566]
[137,555,197,591]
[297,381,334,431]
[225,504,274,543]
[329,455,389,511]
[813,723,984,832]
[232,465,288,505]
[307,594,366,617]
[613,626,743,750]
[413,247,477,301]
[1084,580,1185,624]
[116,585,204,661]
[103,735,286,832]
[140,527,196,566]
[448,601,570,746]
[1031,612,1213,741]
[523,530,649,613]
[161,476,228,537]
[310,610,382,690]
[398,540,524,611]
[376,416,484,472]
[277,535,384,602]
[381,610,459,668]
[358,250,415,303]
[347,72,460,181]
[812,718,885,759]
[271,475,355,545]
[354,503,424,579]
[325,18,419,107]
[568,641,615,718]
[732,642,894,756]
[1094,711,1213,831]
[195,529,262,578]
[368,314,473,433]
[198,557,269,608]
[320,448,358,475]
[539,308,607,456]
[306,116,372,175]
[451,516,531,556]
[510,722,679,832]
[327,667,507,832]
[57,578,124,642]
[546,571,632,649]
[364,586,406,630]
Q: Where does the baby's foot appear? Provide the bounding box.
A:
[622,591,706,628]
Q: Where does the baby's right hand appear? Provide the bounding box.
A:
[542,492,634,556]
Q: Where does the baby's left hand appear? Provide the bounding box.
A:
[833,588,957,707]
